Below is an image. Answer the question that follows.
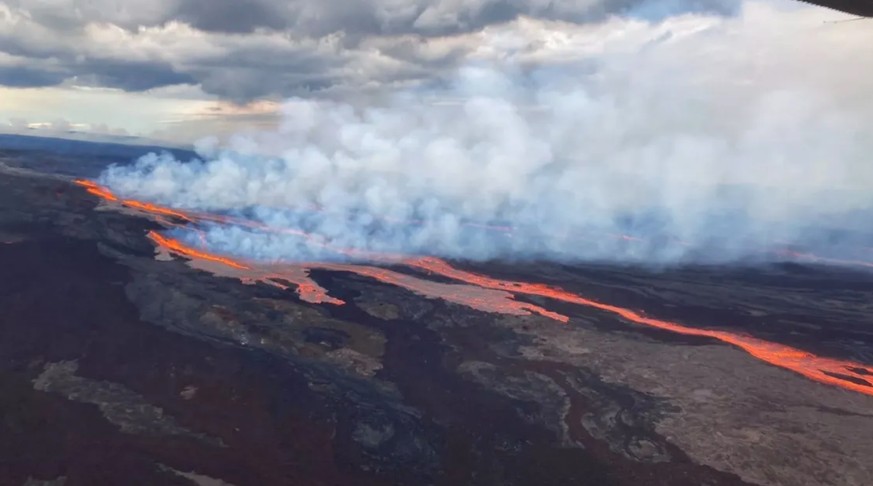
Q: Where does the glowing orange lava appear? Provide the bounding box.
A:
[75,179,192,221]
[403,256,873,396]
[146,230,559,318]
[317,262,568,321]
[148,231,249,270]
[147,231,342,304]
[75,179,120,202]
[76,179,873,397]
[124,200,193,222]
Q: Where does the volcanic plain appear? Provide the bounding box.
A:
[1,149,873,486]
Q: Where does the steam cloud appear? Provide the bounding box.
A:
[100,1,873,266]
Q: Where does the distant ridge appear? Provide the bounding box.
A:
[0,133,195,160]
[0,133,197,178]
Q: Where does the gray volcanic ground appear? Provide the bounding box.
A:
[1,139,873,486]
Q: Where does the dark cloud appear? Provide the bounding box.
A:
[85,61,198,92]
[0,28,198,92]
[163,0,738,37]
[7,0,742,36]
[5,1,177,31]
[196,67,339,102]
[0,0,741,100]
[0,66,67,87]
[173,0,288,33]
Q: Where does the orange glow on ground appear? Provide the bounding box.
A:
[145,231,559,318]
[75,179,192,221]
[404,256,873,397]
[147,231,249,270]
[76,179,873,397]
[148,231,343,304]
[124,200,193,222]
[75,179,120,202]
[317,262,568,321]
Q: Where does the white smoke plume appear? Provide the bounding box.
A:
[100,1,873,265]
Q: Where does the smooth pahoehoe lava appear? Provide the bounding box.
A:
[74,179,873,398]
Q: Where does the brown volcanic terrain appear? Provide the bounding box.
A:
[1,156,873,486]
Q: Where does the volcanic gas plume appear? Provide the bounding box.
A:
[74,179,873,398]
[97,2,873,267]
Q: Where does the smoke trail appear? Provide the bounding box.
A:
[100,1,873,265]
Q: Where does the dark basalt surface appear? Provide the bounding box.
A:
[2,153,873,486]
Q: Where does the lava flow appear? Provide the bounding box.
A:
[75,179,119,202]
[76,179,873,398]
[147,230,562,319]
[75,179,191,222]
[148,231,248,270]
[403,256,873,396]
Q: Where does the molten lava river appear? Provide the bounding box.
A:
[74,179,873,398]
